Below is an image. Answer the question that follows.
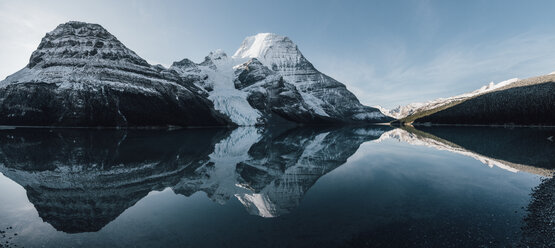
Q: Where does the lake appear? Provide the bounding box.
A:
[0,126,553,247]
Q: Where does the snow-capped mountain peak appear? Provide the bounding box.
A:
[228,32,392,123]
[232,33,306,72]
[233,33,295,59]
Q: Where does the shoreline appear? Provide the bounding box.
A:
[521,177,555,247]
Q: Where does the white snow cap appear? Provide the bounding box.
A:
[233,33,288,58]
[232,33,308,76]
[233,33,302,64]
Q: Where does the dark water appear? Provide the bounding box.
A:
[0,126,553,247]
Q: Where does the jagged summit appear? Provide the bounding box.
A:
[46,21,113,38]
[233,33,297,58]
[232,33,310,72]
[172,58,196,68]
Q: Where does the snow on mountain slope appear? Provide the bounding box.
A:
[0,21,230,127]
[170,51,264,126]
[199,51,262,125]
[170,33,391,125]
[232,33,333,117]
[377,78,519,119]
[413,75,555,125]
[232,33,390,123]
[0,22,399,127]
[232,58,332,124]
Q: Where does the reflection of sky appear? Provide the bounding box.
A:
[0,138,541,247]
[0,172,32,211]
[1,0,555,108]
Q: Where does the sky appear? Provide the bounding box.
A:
[1,0,555,108]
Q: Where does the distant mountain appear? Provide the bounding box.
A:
[0,21,230,127]
[383,74,554,125]
[377,78,520,120]
[0,22,390,127]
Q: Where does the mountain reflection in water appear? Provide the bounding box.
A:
[0,125,553,247]
[0,126,391,233]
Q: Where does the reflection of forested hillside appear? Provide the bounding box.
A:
[415,126,555,169]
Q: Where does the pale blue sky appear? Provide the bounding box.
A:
[1,0,555,108]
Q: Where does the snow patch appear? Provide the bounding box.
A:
[201,53,263,125]
[353,112,385,120]
[233,33,277,59]
[235,193,276,218]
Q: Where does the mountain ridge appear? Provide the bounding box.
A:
[168,32,392,125]
[0,21,232,127]
[0,22,391,127]
[376,77,520,120]
[380,73,555,126]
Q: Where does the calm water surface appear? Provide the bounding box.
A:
[0,126,553,247]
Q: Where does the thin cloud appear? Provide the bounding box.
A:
[0,2,64,79]
[318,32,555,108]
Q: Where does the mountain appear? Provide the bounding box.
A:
[377,78,520,120]
[0,21,231,127]
[170,51,325,125]
[0,22,390,127]
[387,74,555,125]
[410,75,555,125]
[170,33,392,125]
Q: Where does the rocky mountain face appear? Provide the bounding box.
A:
[169,33,392,126]
[0,126,390,232]
[233,33,390,123]
[0,21,231,127]
[0,22,390,127]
